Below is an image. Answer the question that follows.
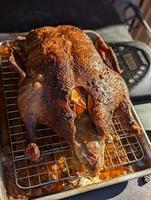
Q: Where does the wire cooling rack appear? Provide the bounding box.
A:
[0,42,144,189]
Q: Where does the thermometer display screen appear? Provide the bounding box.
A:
[123,53,137,70]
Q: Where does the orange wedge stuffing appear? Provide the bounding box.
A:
[70,87,93,114]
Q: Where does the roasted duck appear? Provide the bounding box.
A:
[9,25,141,172]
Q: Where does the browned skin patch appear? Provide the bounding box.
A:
[9,25,141,172]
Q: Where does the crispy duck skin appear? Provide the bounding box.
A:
[9,25,141,172]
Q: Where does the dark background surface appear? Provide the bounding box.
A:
[0,0,121,32]
[0,1,150,200]
[64,182,128,200]
[0,1,134,200]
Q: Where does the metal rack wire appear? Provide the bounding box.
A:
[0,42,144,189]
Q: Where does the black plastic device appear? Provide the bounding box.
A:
[110,41,151,103]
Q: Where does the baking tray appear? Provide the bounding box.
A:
[0,35,151,200]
